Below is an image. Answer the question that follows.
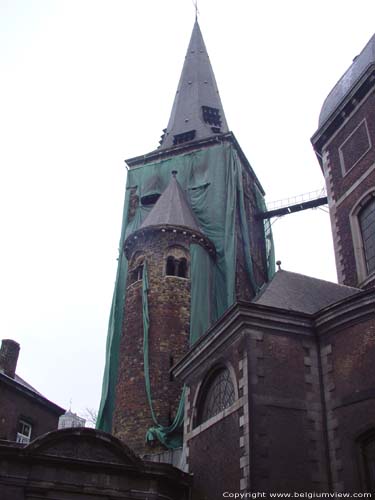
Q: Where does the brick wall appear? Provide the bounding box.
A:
[0,380,62,441]
[247,330,329,492]
[318,317,375,492]
[321,90,375,287]
[183,344,242,498]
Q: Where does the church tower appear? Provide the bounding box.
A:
[97,20,274,455]
[312,34,375,290]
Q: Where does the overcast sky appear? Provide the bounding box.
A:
[1,0,374,419]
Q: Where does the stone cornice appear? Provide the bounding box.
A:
[314,288,375,336]
[125,132,265,196]
[172,290,375,381]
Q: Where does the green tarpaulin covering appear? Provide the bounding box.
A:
[97,142,274,443]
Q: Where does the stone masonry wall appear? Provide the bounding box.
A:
[113,230,202,455]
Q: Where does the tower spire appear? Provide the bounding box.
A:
[158,20,229,150]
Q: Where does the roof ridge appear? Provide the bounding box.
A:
[275,269,360,290]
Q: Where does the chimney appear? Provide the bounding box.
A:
[0,339,20,378]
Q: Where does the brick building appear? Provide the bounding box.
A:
[96,21,375,497]
[0,339,65,444]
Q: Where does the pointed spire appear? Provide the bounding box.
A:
[140,172,200,231]
[158,20,229,150]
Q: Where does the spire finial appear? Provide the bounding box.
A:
[192,0,199,21]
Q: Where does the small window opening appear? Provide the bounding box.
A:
[178,258,187,278]
[130,264,144,284]
[202,106,222,127]
[169,355,174,381]
[141,193,160,206]
[166,256,176,276]
[16,420,32,444]
[173,130,196,145]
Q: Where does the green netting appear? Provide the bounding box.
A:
[255,184,276,282]
[189,243,213,344]
[97,142,275,439]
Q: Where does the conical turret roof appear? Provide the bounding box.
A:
[124,172,216,258]
[140,172,200,231]
[158,20,229,150]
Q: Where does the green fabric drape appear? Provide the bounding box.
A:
[97,142,275,434]
[142,262,185,448]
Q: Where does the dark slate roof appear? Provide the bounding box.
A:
[319,33,375,127]
[14,373,43,396]
[0,370,65,414]
[140,173,201,232]
[158,20,229,150]
[253,270,360,314]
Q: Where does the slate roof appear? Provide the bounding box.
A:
[0,370,64,414]
[140,173,201,232]
[319,33,375,127]
[253,270,360,315]
[14,373,43,396]
[158,20,229,150]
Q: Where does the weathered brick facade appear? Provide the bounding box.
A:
[174,289,375,496]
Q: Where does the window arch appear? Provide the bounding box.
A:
[350,190,375,284]
[165,246,189,278]
[197,367,236,425]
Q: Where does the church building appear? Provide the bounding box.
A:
[96,20,375,497]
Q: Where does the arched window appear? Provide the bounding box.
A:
[359,430,375,492]
[359,198,375,275]
[350,191,375,284]
[197,367,235,425]
[165,246,189,279]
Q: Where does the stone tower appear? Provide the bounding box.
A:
[112,172,215,452]
[97,20,274,455]
[312,34,375,290]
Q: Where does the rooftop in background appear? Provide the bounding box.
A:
[318,33,375,127]
[158,20,229,150]
[0,339,65,415]
[253,269,360,314]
